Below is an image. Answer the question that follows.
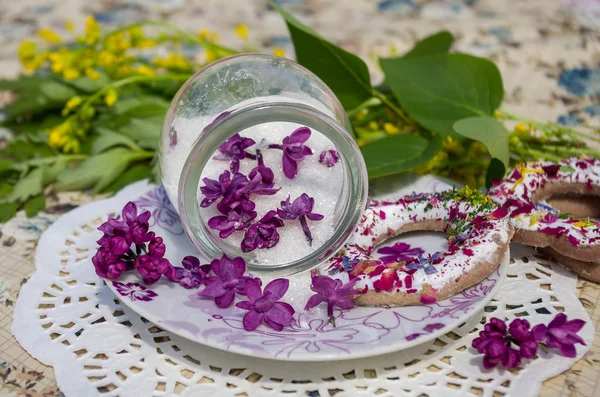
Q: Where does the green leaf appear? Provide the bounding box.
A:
[402,31,454,59]
[360,134,429,178]
[380,53,504,137]
[0,167,44,203]
[55,148,146,193]
[111,96,170,117]
[559,165,575,173]
[485,158,506,189]
[92,128,138,154]
[453,116,510,166]
[0,159,12,172]
[0,203,19,223]
[103,163,153,193]
[269,0,373,110]
[39,81,77,102]
[3,136,54,161]
[24,194,46,217]
[63,74,110,93]
[118,117,164,150]
[42,158,69,185]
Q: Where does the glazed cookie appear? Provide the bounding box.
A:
[488,157,600,280]
[325,187,514,306]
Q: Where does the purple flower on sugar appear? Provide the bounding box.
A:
[242,150,280,197]
[277,193,324,244]
[236,278,295,331]
[377,242,425,264]
[200,170,233,208]
[198,254,250,308]
[208,199,257,238]
[406,252,441,274]
[203,111,231,133]
[532,313,586,358]
[304,270,364,321]
[113,281,158,302]
[134,252,173,285]
[172,256,211,289]
[268,126,313,179]
[319,149,339,167]
[241,211,284,252]
[213,133,256,173]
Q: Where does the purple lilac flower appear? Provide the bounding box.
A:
[377,242,425,264]
[319,149,339,167]
[198,254,250,308]
[328,255,359,275]
[405,252,441,274]
[208,199,257,238]
[277,193,324,244]
[241,211,284,252]
[113,281,158,302]
[203,111,231,133]
[236,278,295,331]
[172,256,211,289]
[200,170,233,208]
[213,133,256,173]
[268,126,313,179]
[305,270,364,319]
[92,248,130,279]
[242,150,280,197]
[134,253,173,285]
[532,313,586,358]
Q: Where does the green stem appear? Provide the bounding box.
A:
[540,144,600,158]
[101,21,239,55]
[372,90,412,124]
[346,97,382,117]
[22,154,88,167]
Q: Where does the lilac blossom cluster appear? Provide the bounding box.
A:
[202,127,338,251]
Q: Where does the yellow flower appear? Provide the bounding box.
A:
[18,40,37,62]
[137,39,156,48]
[272,48,285,57]
[155,53,190,70]
[368,121,379,130]
[38,28,61,43]
[98,51,116,67]
[514,123,529,134]
[65,21,75,33]
[61,96,83,116]
[205,49,217,63]
[198,28,220,42]
[104,88,118,106]
[116,65,132,77]
[443,136,464,155]
[63,68,81,80]
[48,120,80,153]
[512,162,544,188]
[128,26,143,39]
[494,110,502,118]
[234,24,248,39]
[383,122,400,135]
[84,16,101,45]
[573,220,595,228]
[85,68,101,80]
[136,65,155,76]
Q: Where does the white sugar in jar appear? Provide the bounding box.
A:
[159,54,368,275]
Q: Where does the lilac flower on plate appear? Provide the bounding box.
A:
[213,133,256,173]
[277,193,324,244]
[405,252,441,275]
[134,253,173,285]
[208,199,257,238]
[172,256,211,289]
[236,278,295,331]
[113,281,158,302]
[198,254,250,308]
[377,242,425,264]
[268,126,313,179]
[319,149,339,167]
[241,210,284,252]
[532,313,586,357]
[305,270,364,318]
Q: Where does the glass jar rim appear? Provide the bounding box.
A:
[177,101,368,275]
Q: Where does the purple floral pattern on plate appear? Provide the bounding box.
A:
[135,186,184,235]
[113,281,158,302]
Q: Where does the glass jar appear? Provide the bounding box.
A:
[159,54,368,275]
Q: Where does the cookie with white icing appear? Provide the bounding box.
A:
[326,187,514,306]
[488,157,600,281]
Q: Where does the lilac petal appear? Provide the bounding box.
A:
[299,216,313,244]
[263,316,284,331]
[304,294,326,310]
[208,216,229,230]
[265,303,294,327]
[244,278,263,302]
[502,348,521,369]
[559,343,577,358]
[235,301,254,311]
[272,301,295,318]
[334,297,355,310]
[217,255,236,280]
[311,275,337,295]
[243,311,262,331]
[306,213,324,221]
[122,202,138,224]
[263,278,289,301]
[301,146,313,156]
[548,313,567,328]
[199,279,227,297]
[182,256,200,270]
[289,127,311,143]
[282,154,298,179]
[232,256,246,278]
[215,290,235,308]
[230,158,240,174]
[562,319,586,333]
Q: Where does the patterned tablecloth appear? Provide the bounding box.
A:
[1,0,600,396]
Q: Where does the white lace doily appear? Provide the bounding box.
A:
[12,180,594,397]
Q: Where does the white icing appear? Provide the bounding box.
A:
[489,158,600,248]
